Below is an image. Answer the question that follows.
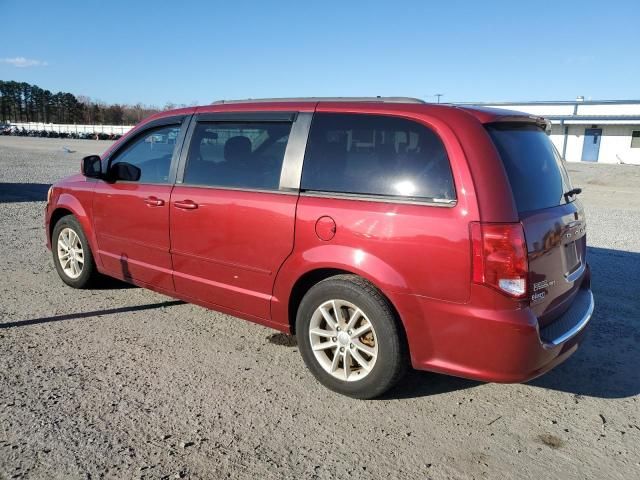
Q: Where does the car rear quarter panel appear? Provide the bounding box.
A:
[272,103,511,331]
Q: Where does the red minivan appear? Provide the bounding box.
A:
[45,98,594,398]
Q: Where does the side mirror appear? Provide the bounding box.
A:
[81,155,102,178]
[109,162,141,182]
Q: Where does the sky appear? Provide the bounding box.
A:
[1,0,638,106]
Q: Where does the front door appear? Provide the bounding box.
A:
[93,120,186,291]
[581,128,602,162]
[169,116,298,320]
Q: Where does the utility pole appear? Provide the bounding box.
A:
[435,93,444,104]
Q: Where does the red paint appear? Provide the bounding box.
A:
[314,216,336,241]
[45,100,592,385]
[93,181,174,291]
[169,186,297,319]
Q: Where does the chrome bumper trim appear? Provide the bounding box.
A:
[565,262,586,284]
[541,290,594,348]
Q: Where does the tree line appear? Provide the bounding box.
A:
[0,80,179,125]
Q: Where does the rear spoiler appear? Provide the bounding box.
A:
[487,115,551,132]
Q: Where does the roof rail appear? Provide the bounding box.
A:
[211,97,426,105]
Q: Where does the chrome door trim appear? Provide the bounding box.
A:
[279,112,313,192]
[299,190,457,207]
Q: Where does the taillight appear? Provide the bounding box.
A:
[470,222,528,298]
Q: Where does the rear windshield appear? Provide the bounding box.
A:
[487,124,572,213]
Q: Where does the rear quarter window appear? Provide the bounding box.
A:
[487,124,572,213]
[301,113,456,202]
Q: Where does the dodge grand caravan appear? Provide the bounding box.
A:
[45,97,594,399]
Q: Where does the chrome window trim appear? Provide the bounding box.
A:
[103,181,174,187]
[171,183,298,196]
[279,112,313,191]
[300,190,457,207]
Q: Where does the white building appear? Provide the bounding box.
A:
[464,99,640,165]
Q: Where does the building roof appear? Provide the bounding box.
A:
[459,99,640,106]
[458,99,640,125]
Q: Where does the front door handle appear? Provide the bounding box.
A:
[174,199,198,210]
[144,196,165,207]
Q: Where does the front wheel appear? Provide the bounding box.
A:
[296,275,407,399]
[52,215,99,288]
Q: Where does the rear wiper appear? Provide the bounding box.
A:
[564,187,582,201]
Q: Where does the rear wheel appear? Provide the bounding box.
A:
[52,215,99,288]
[296,275,407,399]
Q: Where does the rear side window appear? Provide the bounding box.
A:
[301,113,455,202]
[487,124,572,213]
[183,122,292,190]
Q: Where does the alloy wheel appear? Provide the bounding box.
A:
[57,227,84,279]
[308,299,379,382]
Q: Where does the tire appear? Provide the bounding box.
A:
[51,215,99,288]
[296,275,408,399]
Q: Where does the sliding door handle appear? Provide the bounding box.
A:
[174,199,198,210]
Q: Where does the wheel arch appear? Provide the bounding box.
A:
[48,193,102,270]
[288,268,350,334]
[286,268,409,353]
[48,207,74,242]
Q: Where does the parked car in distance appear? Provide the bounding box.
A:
[45,97,594,399]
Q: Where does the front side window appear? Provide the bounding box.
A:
[109,124,181,183]
[183,122,292,190]
[632,131,640,148]
[301,113,455,202]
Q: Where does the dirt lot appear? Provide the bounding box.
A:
[1,136,639,479]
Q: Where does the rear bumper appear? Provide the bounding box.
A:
[539,289,593,347]
[393,287,594,383]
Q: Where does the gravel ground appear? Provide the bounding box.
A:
[0,136,639,480]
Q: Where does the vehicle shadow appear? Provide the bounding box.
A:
[267,334,481,398]
[383,246,640,400]
[382,370,480,400]
[529,246,640,399]
[0,182,51,203]
[18,245,639,400]
[93,275,138,290]
[0,300,185,329]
